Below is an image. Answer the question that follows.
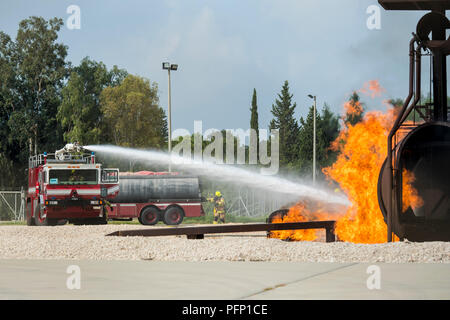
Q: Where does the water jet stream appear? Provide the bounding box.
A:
[86,145,350,207]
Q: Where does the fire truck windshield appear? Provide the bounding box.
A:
[48,169,98,185]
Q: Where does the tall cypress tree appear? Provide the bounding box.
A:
[269,80,300,168]
[250,88,259,161]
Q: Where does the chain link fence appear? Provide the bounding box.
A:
[0,189,26,221]
[200,179,298,218]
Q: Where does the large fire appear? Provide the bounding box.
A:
[323,107,392,243]
[270,81,423,244]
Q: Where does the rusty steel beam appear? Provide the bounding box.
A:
[107,221,336,242]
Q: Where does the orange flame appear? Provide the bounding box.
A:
[270,83,424,244]
[342,98,363,122]
[402,169,424,212]
[269,203,318,241]
[323,110,394,243]
[360,80,385,98]
[269,202,333,241]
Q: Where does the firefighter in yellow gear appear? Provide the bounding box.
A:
[207,191,226,224]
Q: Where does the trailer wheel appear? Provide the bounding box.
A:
[163,206,184,225]
[140,206,160,225]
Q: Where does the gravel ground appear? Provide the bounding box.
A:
[0,224,449,262]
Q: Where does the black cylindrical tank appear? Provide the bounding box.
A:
[112,175,202,203]
[378,122,450,241]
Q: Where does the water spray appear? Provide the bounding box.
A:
[85,145,350,207]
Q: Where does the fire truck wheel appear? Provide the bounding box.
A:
[26,202,35,226]
[34,205,58,226]
[140,206,160,225]
[34,205,47,226]
[163,206,184,225]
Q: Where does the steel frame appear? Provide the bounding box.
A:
[107,221,337,242]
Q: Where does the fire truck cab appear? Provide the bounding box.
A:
[26,143,119,226]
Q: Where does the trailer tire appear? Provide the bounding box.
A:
[140,206,160,225]
[163,206,184,225]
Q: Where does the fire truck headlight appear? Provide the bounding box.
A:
[90,200,99,205]
[47,201,58,205]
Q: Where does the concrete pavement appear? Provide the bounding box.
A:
[0,260,449,299]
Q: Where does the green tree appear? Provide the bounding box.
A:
[57,57,127,145]
[298,105,322,175]
[298,104,340,178]
[0,16,68,187]
[388,98,404,110]
[344,91,364,126]
[269,80,300,168]
[250,88,259,161]
[100,74,167,148]
[171,130,245,165]
[12,17,68,154]
[0,32,17,163]
[318,104,340,168]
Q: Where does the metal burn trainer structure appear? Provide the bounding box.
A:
[378,0,450,241]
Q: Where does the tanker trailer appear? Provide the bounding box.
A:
[106,172,205,225]
[378,1,450,241]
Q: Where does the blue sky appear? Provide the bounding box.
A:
[0,0,432,135]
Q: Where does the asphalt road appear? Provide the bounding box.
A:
[0,260,449,299]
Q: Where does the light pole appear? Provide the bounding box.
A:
[308,94,317,185]
[162,62,178,172]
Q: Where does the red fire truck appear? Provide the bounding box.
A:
[26,143,119,226]
[106,171,205,225]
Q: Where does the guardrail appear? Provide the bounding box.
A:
[107,221,337,242]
